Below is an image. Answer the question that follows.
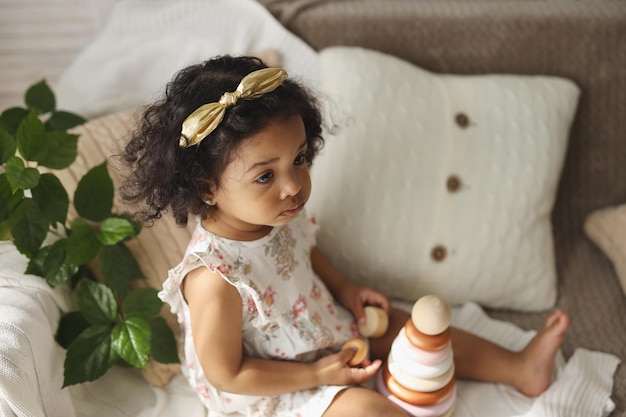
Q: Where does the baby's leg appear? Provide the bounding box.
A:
[323,386,406,417]
[452,309,569,397]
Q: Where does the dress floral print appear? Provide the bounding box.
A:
[159,211,360,417]
[265,226,299,280]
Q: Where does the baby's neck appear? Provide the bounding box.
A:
[201,217,273,242]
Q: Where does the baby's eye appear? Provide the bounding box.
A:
[294,154,307,166]
[255,172,274,184]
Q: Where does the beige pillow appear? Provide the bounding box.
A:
[309,46,580,311]
[58,109,192,386]
[584,204,626,295]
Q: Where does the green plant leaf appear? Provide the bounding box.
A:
[0,129,16,164]
[41,238,78,286]
[46,110,86,131]
[42,238,67,282]
[66,217,102,266]
[123,287,162,320]
[0,174,23,223]
[118,212,143,236]
[38,130,79,169]
[149,317,179,364]
[56,261,80,287]
[56,311,91,349]
[98,217,137,245]
[25,80,55,114]
[78,279,117,325]
[0,220,10,241]
[63,324,117,387]
[74,162,113,222]
[25,245,48,276]
[31,173,69,225]
[4,156,40,193]
[99,243,143,293]
[8,198,47,257]
[0,107,28,136]
[112,317,151,369]
[16,111,47,162]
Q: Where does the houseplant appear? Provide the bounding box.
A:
[0,80,178,387]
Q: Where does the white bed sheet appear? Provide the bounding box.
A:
[66,301,620,417]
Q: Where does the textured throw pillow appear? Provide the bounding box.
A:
[584,204,626,295]
[307,47,580,311]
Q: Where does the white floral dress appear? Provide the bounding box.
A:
[159,211,361,416]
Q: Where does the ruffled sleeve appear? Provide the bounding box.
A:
[158,219,215,319]
[158,249,206,319]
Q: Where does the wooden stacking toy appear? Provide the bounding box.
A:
[377,295,456,417]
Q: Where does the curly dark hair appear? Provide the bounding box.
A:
[119,55,324,226]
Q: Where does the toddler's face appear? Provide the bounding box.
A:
[202,115,311,241]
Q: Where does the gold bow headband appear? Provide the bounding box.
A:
[179,67,288,147]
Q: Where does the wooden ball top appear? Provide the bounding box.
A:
[411,295,451,336]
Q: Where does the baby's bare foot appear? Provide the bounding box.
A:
[515,310,570,397]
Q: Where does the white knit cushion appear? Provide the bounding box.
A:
[307,47,580,311]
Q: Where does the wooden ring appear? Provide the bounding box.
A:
[358,306,389,338]
[392,329,452,365]
[382,362,455,406]
[388,348,454,381]
[389,354,455,391]
[341,338,368,366]
[404,319,450,351]
[377,372,457,417]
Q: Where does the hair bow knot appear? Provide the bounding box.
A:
[179,67,288,148]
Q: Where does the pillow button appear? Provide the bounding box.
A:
[431,245,447,262]
[447,175,462,192]
[455,113,470,128]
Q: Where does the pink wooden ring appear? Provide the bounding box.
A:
[388,348,454,381]
[392,329,452,366]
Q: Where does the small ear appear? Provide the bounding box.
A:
[200,180,218,204]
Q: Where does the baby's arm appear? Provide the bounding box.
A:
[182,266,380,396]
[311,247,390,323]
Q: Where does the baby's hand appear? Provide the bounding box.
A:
[314,348,381,386]
[339,283,390,326]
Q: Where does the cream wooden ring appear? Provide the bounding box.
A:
[358,306,389,338]
[388,354,455,392]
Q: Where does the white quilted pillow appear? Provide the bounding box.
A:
[307,47,580,311]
